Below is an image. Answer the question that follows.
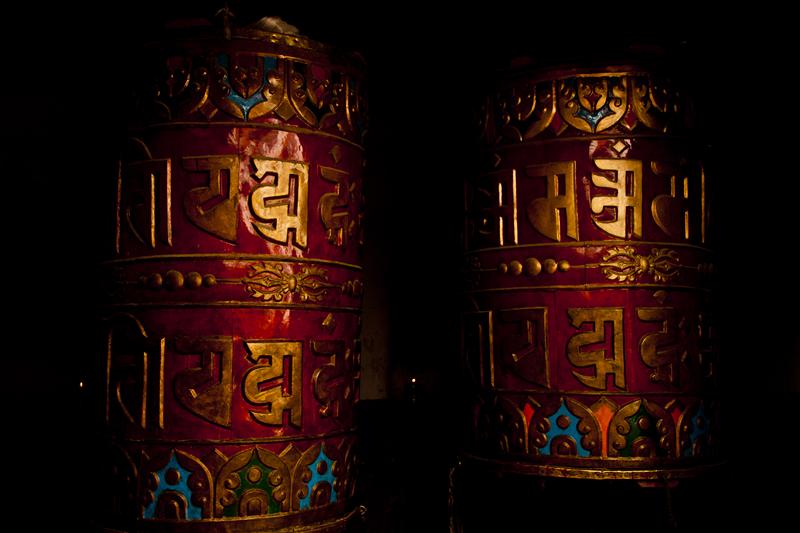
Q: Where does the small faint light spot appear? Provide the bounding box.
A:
[79,381,84,389]
[411,378,416,384]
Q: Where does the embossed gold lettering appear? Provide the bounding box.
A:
[526,162,578,241]
[651,161,690,240]
[637,307,687,386]
[173,336,234,427]
[104,313,165,429]
[462,312,494,387]
[116,158,172,253]
[249,158,309,247]
[311,340,357,420]
[495,308,549,388]
[590,159,642,239]
[477,169,517,246]
[566,308,625,390]
[697,312,715,380]
[318,166,353,247]
[701,166,707,244]
[183,155,240,243]
[242,341,302,427]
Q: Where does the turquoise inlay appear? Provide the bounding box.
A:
[298,446,338,510]
[224,56,278,120]
[262,56,277,73]
[683,404,711,457]
[576,104,613,129]
[143,452,202,520]
[540,401,591,458]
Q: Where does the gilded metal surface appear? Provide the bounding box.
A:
[104,301,362,312]
[482,74,685,145]
[637,307,687,385]
[103,437,360,529]
[465,239,711,253]
[143,30,367,144]
[566,308,625,390]
[319,165,359,247]
[607,398,674,457]
[468,156,704,250]
[459,452,724,480]
[494,307,549,389]
[103,253,362,271]
[466,283,709,293]
[134,270,217,290]
[311,339,360,422]
[559,77,628,133]
[244,263,339,302]
[590,159,643,239]
[651,161,692,240]
[122,429,352,445]
[599,246,680,282]
[250,158,310,247]
[104,313,165,430]
[108,259,364,309]
[116,151,173,254]
[243,341,303,427]
[526,162,578,241]
[173,336,234,428]
[183,155,240,243]
[99,20,366,531]
[465,67,716,479]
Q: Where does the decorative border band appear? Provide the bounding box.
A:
[460,452,724,480]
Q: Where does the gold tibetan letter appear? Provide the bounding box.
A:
[462,311,493,387]
[566,308,625,390]
[116,158,172,254]
[173,336,234,428]
[526,161,578,241]
[182,155,239,243]
[650,161,691,240]
[311,340,357,420]
[471,169,518,247]
[590,159,642,239]
[249,158,309,247]
[104,313,165,429]
[496,308,550,388]
[637,307,687,386]
[318,166,352,247]
[242,341,302,427]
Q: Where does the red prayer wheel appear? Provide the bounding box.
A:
[99,18,366,531]
[463,54,719,479]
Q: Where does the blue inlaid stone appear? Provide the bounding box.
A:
[225,56,277,120]
[576,104,613,130]
[143,452,202,520]
[683,404,711,457]
[298,446,337,510]
[540,401,591,457]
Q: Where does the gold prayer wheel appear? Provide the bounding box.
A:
[97,16,366,532]
[462,49,720,480]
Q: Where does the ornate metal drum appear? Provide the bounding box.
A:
[463,58,719,479]
[99,20,366,531]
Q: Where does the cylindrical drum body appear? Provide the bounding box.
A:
[99,24,366,531]
[464,59,718,479]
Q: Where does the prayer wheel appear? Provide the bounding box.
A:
[99,18,366,531]
[463,53,719,479]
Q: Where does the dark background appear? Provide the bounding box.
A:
[5,2,798,531]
